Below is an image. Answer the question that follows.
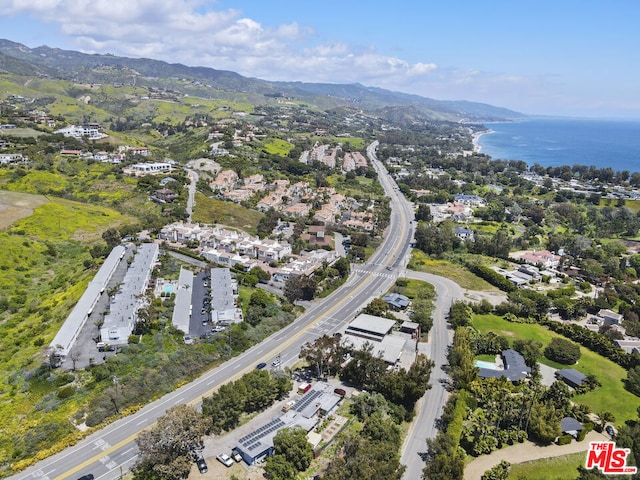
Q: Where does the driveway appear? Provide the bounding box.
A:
[464,430,609,480]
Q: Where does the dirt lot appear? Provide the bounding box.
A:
[0,190,49,228]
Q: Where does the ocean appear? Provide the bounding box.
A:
[476,117,640,173]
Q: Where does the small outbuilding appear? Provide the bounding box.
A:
[382,293,410,310]
[555,368,587,389]
[560,417,584,438]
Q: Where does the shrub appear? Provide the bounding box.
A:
[544,337,581,364]
[57,385,74,399]
[556,434,573,445]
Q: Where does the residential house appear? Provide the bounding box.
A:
[478,349,530,382]
[598,309,623,325]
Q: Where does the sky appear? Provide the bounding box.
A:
[1,1,639,118]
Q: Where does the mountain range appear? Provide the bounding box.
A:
[0,38,524,123]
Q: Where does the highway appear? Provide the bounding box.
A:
[11,141,418,480]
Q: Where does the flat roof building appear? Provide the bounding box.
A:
[100,243,158,345]
[210,268,242,324]
[236,382,341,465]
[50,245,126,358]
[344,314,395,342]
[171,267,194,334]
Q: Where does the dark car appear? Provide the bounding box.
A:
[196,457,208,473]
[77,475,94,480]
[606,425,616,437]
[256,362,267,369]
[334,388,346,397]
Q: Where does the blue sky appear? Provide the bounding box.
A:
[1,1,639,118]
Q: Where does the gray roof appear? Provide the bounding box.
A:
[561,417,583,433]
[382,293,410,309]
[171,267,193,334]
[236,383,340,461]
[345,314,396,340]
[50,245,126,356]
[101,243,158,345]
[556,368,587,385]
[478,349,530,381]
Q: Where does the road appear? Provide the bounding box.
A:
[185,168,198,223]
[10,141,417,480]
[400,271,466,480]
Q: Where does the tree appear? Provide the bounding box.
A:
[512,339,543,367]
[134,405,211,480]
[544,338,581,365]
[264,454,296,480]
[299,334,345,378]
[102,227,121,249]
[448,301,472,328]
[481,460,511,480]
[283,275,317,303]
[273,427,314,472]
[363,297,389,316]
[527,401,561,444]
[625,365,640,396]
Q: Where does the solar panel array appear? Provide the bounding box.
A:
[293,389,322,413]
[238,417,285,450]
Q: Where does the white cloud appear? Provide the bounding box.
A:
[1,1,572,114]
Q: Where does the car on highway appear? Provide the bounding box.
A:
[271,358,281,367]
[196,457,208,473]
[385,266,392,271]
[217,453,234,467]
[256,362,267,369]
[606,425,616,437]
[77,475,94,480]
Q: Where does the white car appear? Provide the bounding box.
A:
[216,453,233,467]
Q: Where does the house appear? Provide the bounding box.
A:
[153,188,178,203]
[598,309,623,325]
[478,349,530,382]
[519,249,561,269]
[455,227,474,241]
[555,368,587,388]
[0,153,24,164]
[382,293,410,310]
[560,417,584,438]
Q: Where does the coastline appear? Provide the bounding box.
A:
[472,130,493,153]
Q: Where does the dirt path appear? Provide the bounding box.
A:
[464,430,608,480]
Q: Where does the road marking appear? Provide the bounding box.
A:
[52,152,410,480]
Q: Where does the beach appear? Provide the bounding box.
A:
[472,130,493,153]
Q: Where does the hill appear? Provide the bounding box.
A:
[0,39,524,123]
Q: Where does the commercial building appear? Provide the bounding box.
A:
[210,268,242,325]
[235,383,341,465]
[341,314,407,365]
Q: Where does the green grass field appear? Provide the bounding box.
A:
[507,451,585,479]
[263,138,294,156]
[472,314,640,423]
[408,250,498,291]
[192,192,264,235]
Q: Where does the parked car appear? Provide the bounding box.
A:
[196,457,208,473]
[282,400,296,412]
[216,453,234,467]
[256,362,267,369]
[606,425,616,437]
[333,388,346,397]
[231,447,242,462]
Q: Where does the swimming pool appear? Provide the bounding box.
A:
[163,285,174,295]
[475,360,498,370]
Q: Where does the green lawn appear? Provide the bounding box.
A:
[408,250,498,291]
[472,314,640,423]
[263,138,294,156]
[507,451,585,480]
[192,192,264,235]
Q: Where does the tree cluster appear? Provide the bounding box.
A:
[202,369,291,434]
